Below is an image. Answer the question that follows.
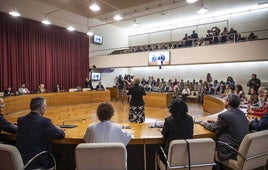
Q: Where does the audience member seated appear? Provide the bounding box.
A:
[257,87,266,108]
[248,87,259,106]
[207,84,215,94]
[53,84,61,92]
[248,32,257,41]
[37,83,46,93]
[4,86,15,97]
[181,85,190,101]
[229,27,238,41]
[84,102,131,146]
[216,81,225,95]
[221,83,233,97]
[226,76,235,90]
[16,97,65,169]
[18,83,30,95]
[248,96,268,116]
[160,99,193,160]
[205,30,213,44]
[234,84,246,102]
[248,111,268,131]
[95,81,105,91]
[201,94,249,161]
[220,27,229,43]
[0,97,18,143]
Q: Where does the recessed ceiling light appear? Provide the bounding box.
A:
[197,7,208,14]
[87,31,94,36]
[9,10,21,17]
[113,14,123,21]
[67,26,75,31]
[89,4,100,11]
[186,0,198,3]
[41,19,51,25]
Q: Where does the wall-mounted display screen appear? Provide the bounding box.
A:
[91,72,101,81]
[148,51,170,66]
[93,34,103,45]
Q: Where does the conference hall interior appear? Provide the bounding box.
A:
[0,0,268,169]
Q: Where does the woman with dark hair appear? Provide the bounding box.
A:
[234,84,245,101]
[161,99,193,154]
[127,76,146,123]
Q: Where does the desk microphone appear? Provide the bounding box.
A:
[60,118,86,128]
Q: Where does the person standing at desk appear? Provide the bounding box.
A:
[201,94,249,161]
[16,97,65,169]
[127,76,146,123]
[0,97,18,142]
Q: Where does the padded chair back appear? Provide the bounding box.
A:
[237,130,268,170]
[168,138,216,170]
[75,143,127,170]
[0,144,24,170]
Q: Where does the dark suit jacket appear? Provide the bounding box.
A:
[204,108,249,160]
[127,84,146,106]
[0,114,17,141]
[16,112,65,169]
[250,112,268,131]
[161,114,193,153]
[95,84,105,90]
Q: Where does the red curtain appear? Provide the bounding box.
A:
[0,12,89,92]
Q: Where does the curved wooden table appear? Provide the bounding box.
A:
[2,93,218,145]
[2,93,223,170]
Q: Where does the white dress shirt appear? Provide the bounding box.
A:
[84,120,132,146]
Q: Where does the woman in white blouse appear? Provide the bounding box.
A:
[84,102,132,146]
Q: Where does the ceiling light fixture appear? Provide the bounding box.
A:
[87,30,94,36]
[67,25,75,31]
[113,14,123,21]
[131,19,139,28]
[41,17,51,25]
[9,10,21,17]
[89,4,100,11]
[197,0,208,14]
[197,7,208,14]
[186,0,198,4]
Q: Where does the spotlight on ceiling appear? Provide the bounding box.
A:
[197,7,208,14]
[89,4,100,11]
[186,0,198,3]
[67,25,75,31]
[113,14,123,21]
[9,10,21,17]
[87,30,94,36]
[41,18,51,25]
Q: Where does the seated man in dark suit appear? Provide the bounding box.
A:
[201,94,249,161]
[16,97,65,169]
[95,81,105,91]
[0,97,18,142]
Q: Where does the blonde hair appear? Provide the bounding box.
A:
[133,76,141,85]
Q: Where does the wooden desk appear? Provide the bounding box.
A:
[144,92,173,108]
[3,91,111,115]
[2,93,215,144]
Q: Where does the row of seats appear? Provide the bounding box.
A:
[0,130,268,170]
